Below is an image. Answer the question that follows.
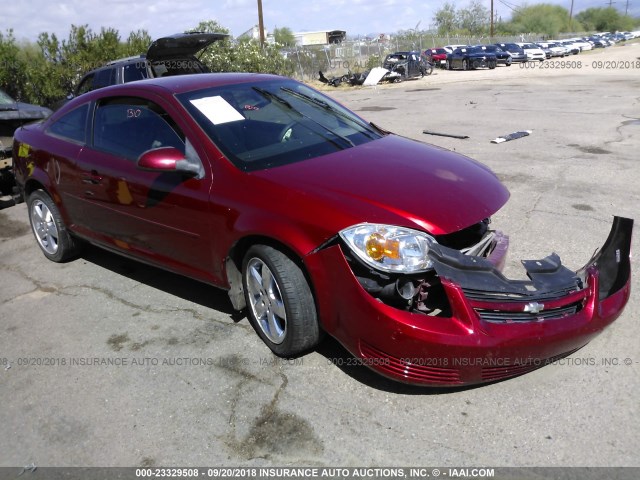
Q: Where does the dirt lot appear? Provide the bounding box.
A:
[1,44,639,468]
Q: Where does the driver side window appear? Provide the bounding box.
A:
[92,97,186,161]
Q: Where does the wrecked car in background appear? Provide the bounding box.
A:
[13,73,633,386]
[1,88,52,200]
[53,32,228,109]
[382,51,431,81]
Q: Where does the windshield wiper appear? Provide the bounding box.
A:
[279,87,379,140]
[252,87,354,148]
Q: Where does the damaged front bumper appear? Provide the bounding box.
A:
[307,217,633,386]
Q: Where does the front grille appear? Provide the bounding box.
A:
[359,342,462,385]
[476,302,581,323]
[462,287,579,302]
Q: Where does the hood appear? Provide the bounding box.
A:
[147,32,228,61]
[0,102,52,122]
[467,52,496,58]
[252,135,510,236]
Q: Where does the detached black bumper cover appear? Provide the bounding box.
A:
[427,216,633,324]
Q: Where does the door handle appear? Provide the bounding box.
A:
[82,170,103,184]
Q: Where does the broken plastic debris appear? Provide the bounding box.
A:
[491,130,532,144]
[18,463,37,476]
[423,130,469,139]
[363,67,389,86]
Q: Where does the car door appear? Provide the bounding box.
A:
[452,48,463,68]
[70,93,215,279]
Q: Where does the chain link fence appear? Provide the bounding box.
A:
[287,32,590,81]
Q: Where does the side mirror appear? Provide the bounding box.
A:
[137,147,199,176]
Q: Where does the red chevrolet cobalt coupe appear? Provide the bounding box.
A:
[13,74,632,386]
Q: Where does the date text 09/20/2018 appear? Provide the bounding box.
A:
[520,60,640,69]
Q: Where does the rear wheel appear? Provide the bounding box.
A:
[242,245,320,356]
[446,59,452,70]
[27,190,80,262]
[462,59,469,71]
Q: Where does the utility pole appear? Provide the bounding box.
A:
[569,0,574,30]
[490,0,494,38]
[257,0,265,47]
[625,0,629,15]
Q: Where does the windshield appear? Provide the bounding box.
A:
[177,79,383,171]
[0,89,15,105]
[501,43,523,52]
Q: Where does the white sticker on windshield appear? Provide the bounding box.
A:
[190,96,244,125]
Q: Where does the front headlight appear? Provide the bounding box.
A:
[339,223,437,273]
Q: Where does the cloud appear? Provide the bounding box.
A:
[4,0,639,43]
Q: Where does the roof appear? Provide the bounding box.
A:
[98,73,284,96]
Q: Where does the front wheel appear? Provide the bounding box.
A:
[242,245,320,356]
[462,59,469,71]
[446,59,452,70]
[27,190,80,262]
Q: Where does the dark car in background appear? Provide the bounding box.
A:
[382,51,429,81]
[1,89,52,199]
[474,45,512,66]
[446,46,497,70]
[494,43,527,63]
[61,32,227,105]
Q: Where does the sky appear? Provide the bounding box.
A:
[4,0,639,43]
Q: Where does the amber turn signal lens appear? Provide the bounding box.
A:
[365,233,400,261]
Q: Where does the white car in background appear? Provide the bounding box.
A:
[556,40,581,55]
[443,44,467,53]
[517,43,546,62]
[537,42,567,57]
[568,39,593,51]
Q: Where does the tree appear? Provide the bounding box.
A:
[433,3,458,35]
[0,30,27,99]
[576,8,636,32]
[508,4,571,37]
[188,20,294,76]
[273,27,295,47]
[457,1,490,36]
[187,20,230,35]
[122,30,152,57]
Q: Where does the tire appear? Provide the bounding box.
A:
[27,190,80,262]
[242,245,320,356]
[462,59,469,71]
[446,59,452,70]
[506,58,512,67]
[489,61,496,69]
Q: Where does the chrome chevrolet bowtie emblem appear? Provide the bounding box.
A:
[524,302,545,314]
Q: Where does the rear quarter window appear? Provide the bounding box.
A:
[46,104,89,143]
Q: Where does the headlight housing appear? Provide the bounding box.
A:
[339,223,437,273]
